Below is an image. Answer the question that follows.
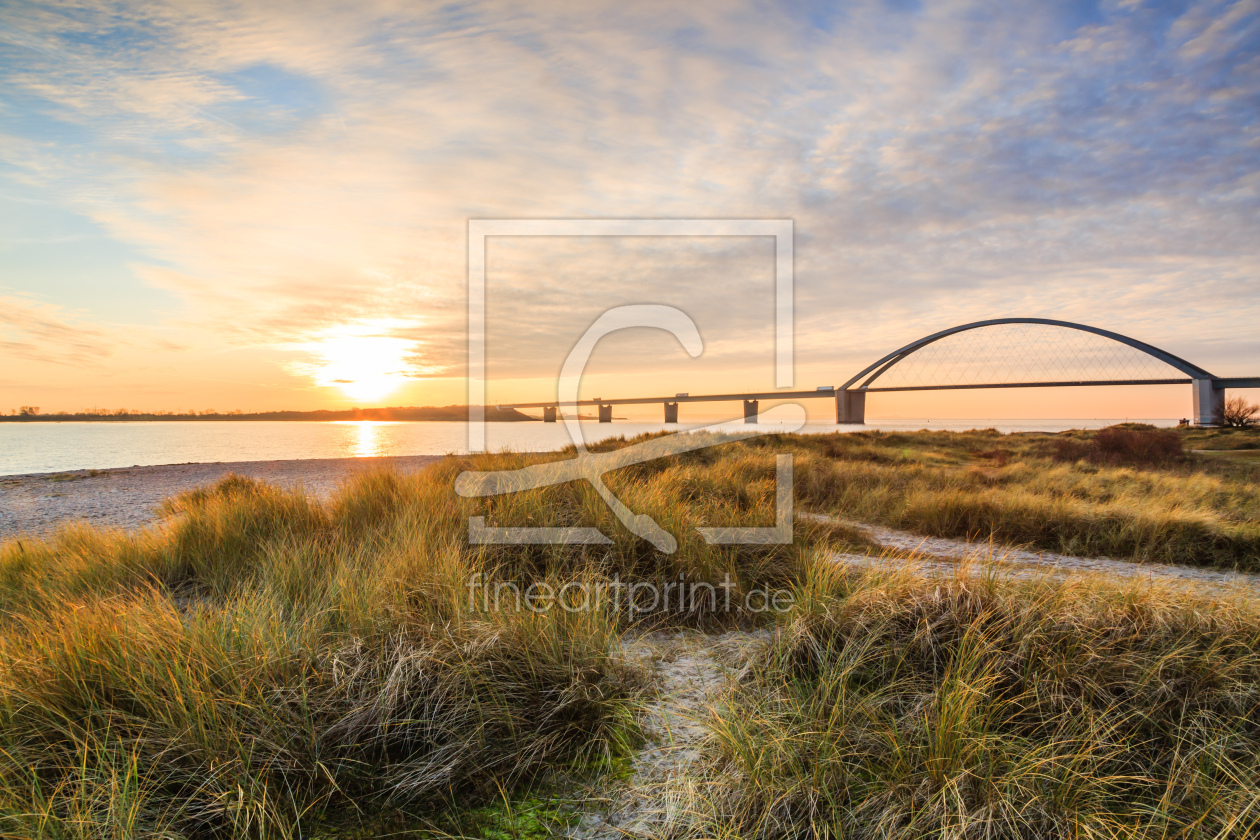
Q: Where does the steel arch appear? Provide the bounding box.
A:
[838,318,1214,391]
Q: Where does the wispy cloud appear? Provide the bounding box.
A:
[0,0,1256,403]
[0,295,115,365]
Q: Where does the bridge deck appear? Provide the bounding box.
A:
[498,378,1206,409]
[492,315,1260,423]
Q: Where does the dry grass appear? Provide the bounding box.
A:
[776,427,1260,570]
[0,468,647,838]
[694,563,1260,839]
[0,439,859,838]
[1,427,1258,838]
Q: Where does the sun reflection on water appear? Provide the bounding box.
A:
[336,421,389,458]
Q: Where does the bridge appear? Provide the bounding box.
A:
[498,318,1259,427]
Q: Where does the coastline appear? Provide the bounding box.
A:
[0,405,539,423]
[0,454,446,541]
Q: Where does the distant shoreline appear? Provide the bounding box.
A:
[0,405,538,423]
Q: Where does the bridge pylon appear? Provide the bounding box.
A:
[1192,379,1226,427]
[836,389,865,424]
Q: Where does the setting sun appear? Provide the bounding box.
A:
[287,321,421,403]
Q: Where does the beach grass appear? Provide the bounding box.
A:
[0,426,1258,837]
[0,436,857,838]
[690,563,1260,839]
[775,426,1260,569]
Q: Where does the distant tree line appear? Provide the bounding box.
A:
[0,405,537,422]
[8,407,243,418]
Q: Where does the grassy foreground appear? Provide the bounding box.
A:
[0,426,1258,838]
[0,439,850,838]
[698,566,1260,838]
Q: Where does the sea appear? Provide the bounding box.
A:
[0,418,1180,476]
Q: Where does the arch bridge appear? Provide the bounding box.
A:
[500,318,1258,427]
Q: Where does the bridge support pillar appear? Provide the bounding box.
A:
[598,403,613,423]
[664,402,678,423]
[542,406,557,422]
[836,389,865,424]
[743,399,758,424]
[1192,379,1225,426]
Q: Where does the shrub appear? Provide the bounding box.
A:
[1092,425,1183,463]
[1050,436,1093,462]
[968,448,1009,467]
[1053,426,1182,466]
[1222,395,1260,429]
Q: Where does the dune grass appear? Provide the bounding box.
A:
[0,439,854,838]
[1181,426,1260,451]
[0,474,640,838]
[773,427,1260,569]
[694,563,1260,839]
[1,427,1258,837]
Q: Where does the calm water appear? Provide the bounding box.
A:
[0,418,1179,476]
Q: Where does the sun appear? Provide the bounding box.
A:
[316,333,412,401]
[287,321,422,404]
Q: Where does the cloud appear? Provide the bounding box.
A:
[0,291,184,373]
[0,0,1256,398]
[0,295,116,365]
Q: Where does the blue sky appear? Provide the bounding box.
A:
[0,0,1257,416]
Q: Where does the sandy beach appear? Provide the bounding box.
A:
[0,455,446,541]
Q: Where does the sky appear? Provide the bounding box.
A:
[0,0,1257,420]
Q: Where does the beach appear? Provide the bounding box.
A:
[0,455,445,541]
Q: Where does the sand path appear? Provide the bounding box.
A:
[802,512,1260,591]
[568,630,771,839]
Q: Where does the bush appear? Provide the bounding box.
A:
[1092,426,1183,463]
[1053,426,1182,467]
[1222,395,1260,429]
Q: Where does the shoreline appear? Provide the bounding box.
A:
[0,454,447,541]
[0,417,541,423]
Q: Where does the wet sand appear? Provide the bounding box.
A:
[0,455,445,541]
